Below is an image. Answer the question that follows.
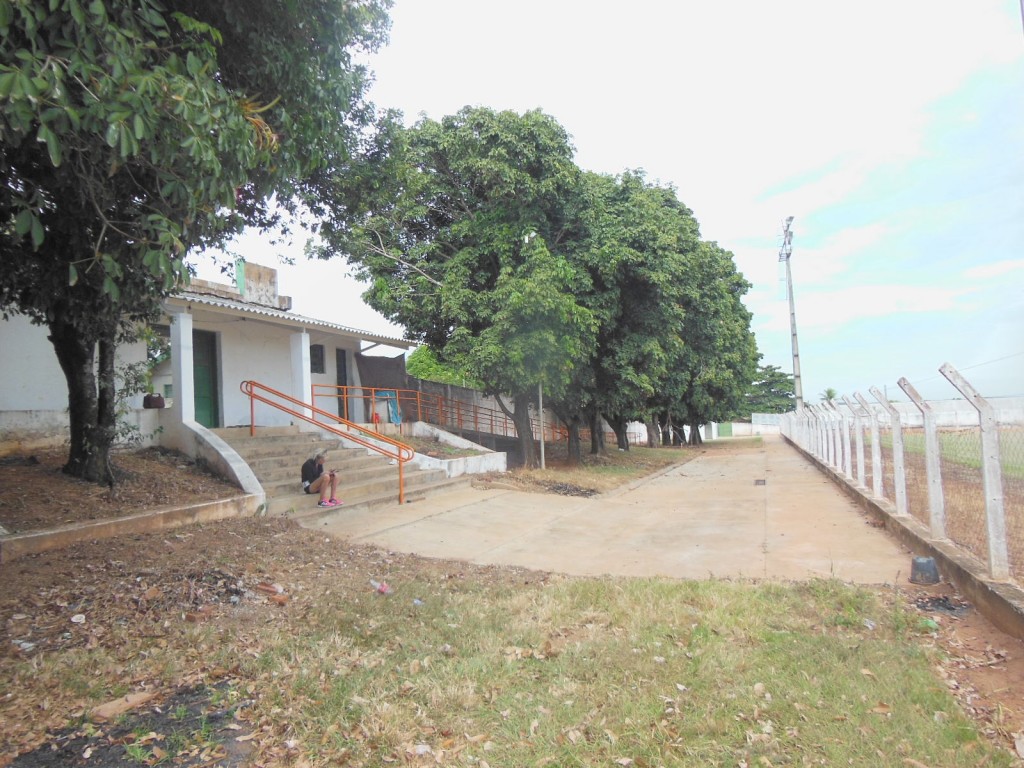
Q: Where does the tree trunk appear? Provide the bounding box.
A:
[588,409,604,455]
[688,420,703,446]
[497,392,537,468]
[645,417,659,448]
[566,420,582,466]
[48,316,116,484]
[605,414,630,451]
[660,412,673,446]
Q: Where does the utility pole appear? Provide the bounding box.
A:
[778,216,804,410]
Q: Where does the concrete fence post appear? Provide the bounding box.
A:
[898,377,946,540]
[939,363,1009,581]
[808,405,824,463]
[827,402,843,473]
[870,386,908,517]
[799,408,812,455]
[805,407,818,458]
[819,405,835,466]
[813,406,827,461]
[815,405,828,462]
[826,405,840,470]
[855,392,883,499]
[829,400,853,480]
[843,395,866,488]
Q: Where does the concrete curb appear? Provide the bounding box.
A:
[0,494,261,563]
[784,436,1024,640]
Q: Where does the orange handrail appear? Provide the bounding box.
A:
[311,385,568,443]
[240,380,415,504]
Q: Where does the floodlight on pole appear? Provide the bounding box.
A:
[778,216,804,410]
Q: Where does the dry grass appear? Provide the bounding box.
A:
[2,437,1022,767]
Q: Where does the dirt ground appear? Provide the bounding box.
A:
[2,447,1024,766]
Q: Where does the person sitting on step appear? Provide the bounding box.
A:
[300,449,342,507]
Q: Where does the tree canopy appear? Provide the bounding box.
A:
[745,363,796,414]
[321,106,597,465]
[327,108,761,463]
[0,0,391,481]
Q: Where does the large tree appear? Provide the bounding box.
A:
[654,241,759,443]
[579,171,699,452]
[321,106,596,467]
[745,363,796,414]
[0,0,391,482]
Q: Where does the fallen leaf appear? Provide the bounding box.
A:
[860,668,875,678]
[90,691,158,722]
[870,703,892,715]
[185,605,215,622]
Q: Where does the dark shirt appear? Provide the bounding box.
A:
[301,458,323,489]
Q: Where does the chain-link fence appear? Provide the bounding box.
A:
[780,366,1024,585]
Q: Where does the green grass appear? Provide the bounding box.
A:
[221,577,1012,767]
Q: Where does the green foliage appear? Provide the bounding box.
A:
[573,171,698,436]
[0,0,391,481]
[405,346,481,388]
[746,363,796,414]
[653,240,759,434]
[321,106,596,464]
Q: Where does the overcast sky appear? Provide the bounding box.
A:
[196,0,1024,402]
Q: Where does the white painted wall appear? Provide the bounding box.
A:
[0,315,65,411]
[0,315,156,453]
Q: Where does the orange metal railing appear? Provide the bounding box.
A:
[311,385,568,443]
[240,380,415,504]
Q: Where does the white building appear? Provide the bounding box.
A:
[0,261,414,458]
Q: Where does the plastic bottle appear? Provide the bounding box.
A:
[369,579,392,595]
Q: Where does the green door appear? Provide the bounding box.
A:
[193,329,220,428]
[718,422,733,437]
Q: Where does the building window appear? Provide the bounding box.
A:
[310,343,325,374]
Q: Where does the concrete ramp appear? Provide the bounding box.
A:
[312,435,911,584]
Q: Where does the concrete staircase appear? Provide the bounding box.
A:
[213,426,471,520]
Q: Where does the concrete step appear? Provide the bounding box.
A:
[212,425,303,439]
[214,424,449,517]
[260,462,442,498]
[246,450,378,476]
[262,460,446,501]
[226,437,340,460]
[274,474,475,522]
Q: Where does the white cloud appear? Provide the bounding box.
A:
[963,259,1024,280]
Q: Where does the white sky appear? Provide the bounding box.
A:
[195,0,1024,401]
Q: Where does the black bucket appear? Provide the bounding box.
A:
[909,556,940,585]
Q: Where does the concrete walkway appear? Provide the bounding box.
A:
[311,435,912,584]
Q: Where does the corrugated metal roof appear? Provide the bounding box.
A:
[165,291,414,349]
